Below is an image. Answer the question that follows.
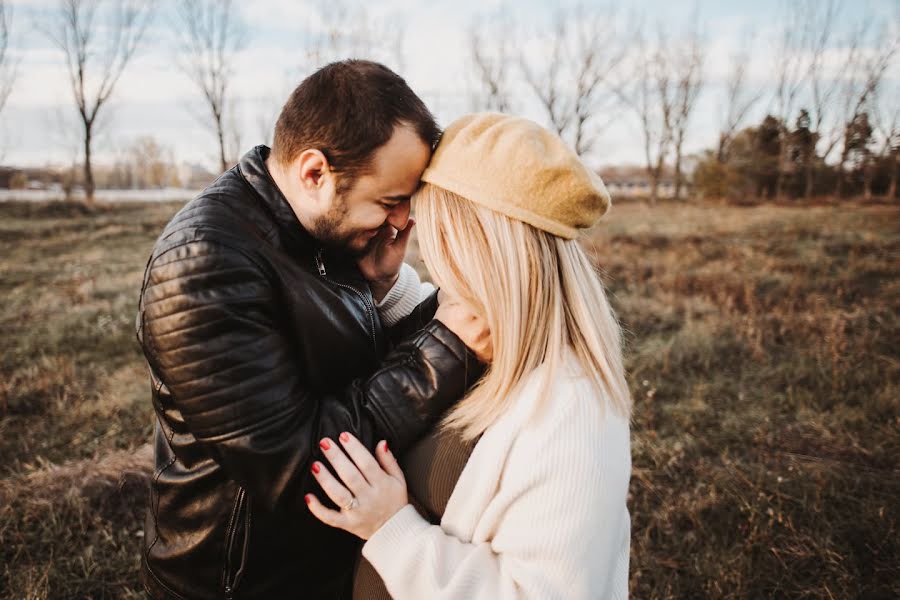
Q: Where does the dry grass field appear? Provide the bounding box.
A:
[0,198,897,598]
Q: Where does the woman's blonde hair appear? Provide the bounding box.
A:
[414,183,632,441]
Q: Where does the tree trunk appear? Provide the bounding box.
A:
[835,152,848,198]
[216,113,227,173]
[888,154,897,200]
[804,158,814,200]
[775,126,788,201]
[217,130,227,173]
[650,152,666,205]
[716,133,727,163]
[674,145,684,201]
[83,122,95,205]
[646,161,659,205]
[775,155,786,200]
[862,153,874,200]
[63,163,75,202]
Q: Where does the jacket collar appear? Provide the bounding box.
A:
[238,144,316,254]
[237,144,368,285]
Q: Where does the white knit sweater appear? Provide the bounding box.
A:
[374,263,436,327]
[361,350,632,599]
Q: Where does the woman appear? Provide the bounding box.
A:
[305,113,633,599]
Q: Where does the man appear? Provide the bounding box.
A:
[135,60,487,599]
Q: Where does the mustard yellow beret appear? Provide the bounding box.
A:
[420,112,611,239]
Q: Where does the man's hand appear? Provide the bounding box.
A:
[357,219,416,303]
[434,291,492,363]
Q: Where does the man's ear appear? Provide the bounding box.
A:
[296,149,331,191]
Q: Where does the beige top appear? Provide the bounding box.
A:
[352,425,479,599]
[359,353,631,599]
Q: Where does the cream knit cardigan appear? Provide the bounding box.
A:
[360,346,632,599]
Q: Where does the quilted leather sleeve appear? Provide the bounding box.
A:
[138,240,481,511]
[384,288,441,348]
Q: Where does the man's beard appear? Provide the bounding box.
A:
[307,195,379,258]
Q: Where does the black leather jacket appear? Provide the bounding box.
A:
[135,146,481,599]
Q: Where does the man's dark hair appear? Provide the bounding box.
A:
[271,60,440,191]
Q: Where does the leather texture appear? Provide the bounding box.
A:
[135,145,482,599]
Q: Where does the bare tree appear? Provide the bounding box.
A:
[305,1,405,73]
[128,136,178,188]
[0,0,16,117]
[669,18,705,200]
[0,0,15,163]
[251,0,407,150]
[620,25,676,204]
[42,0,154,204]
[815,21,867,167]
[469,13,514,113]
[568,7,631,156]
[771,3,808,200]
[832,25,898,197]
[520,15,568,137]
[520,5,630,156]
[174,0,246,174]
[801,0,856,199]
[717,32,763,163]
[870,84,899,199]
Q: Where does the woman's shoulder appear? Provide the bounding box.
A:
[505,351,631,475]
[522,350,629,431]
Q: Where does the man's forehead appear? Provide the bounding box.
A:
[369,149,431,194]
[352,163,421,198]
[369,175,420,201]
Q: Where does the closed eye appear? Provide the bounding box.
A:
[380,196,409,209]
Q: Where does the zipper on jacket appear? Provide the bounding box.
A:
[315,248,378,355]
[222,488,250,599]
[316,248,327,276]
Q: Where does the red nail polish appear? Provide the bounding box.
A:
[320,439,331,451]
[382,442,390,453]
[339,432,350,443]
[305,494,312,505]
[311,462,320,474]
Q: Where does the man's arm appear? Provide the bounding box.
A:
[138,240,482,513]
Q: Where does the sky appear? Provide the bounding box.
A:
[0,0,897,171]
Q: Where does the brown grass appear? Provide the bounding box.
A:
[586,200,899,598]
[0,198,897,598]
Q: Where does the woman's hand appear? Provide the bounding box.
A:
[305,432,409,540]
[435,291,493,363]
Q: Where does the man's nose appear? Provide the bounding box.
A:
[386,200,411,230]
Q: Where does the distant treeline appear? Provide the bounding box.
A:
[1,1,897,205]
[1,136,216,197]
[694,112,898,201]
